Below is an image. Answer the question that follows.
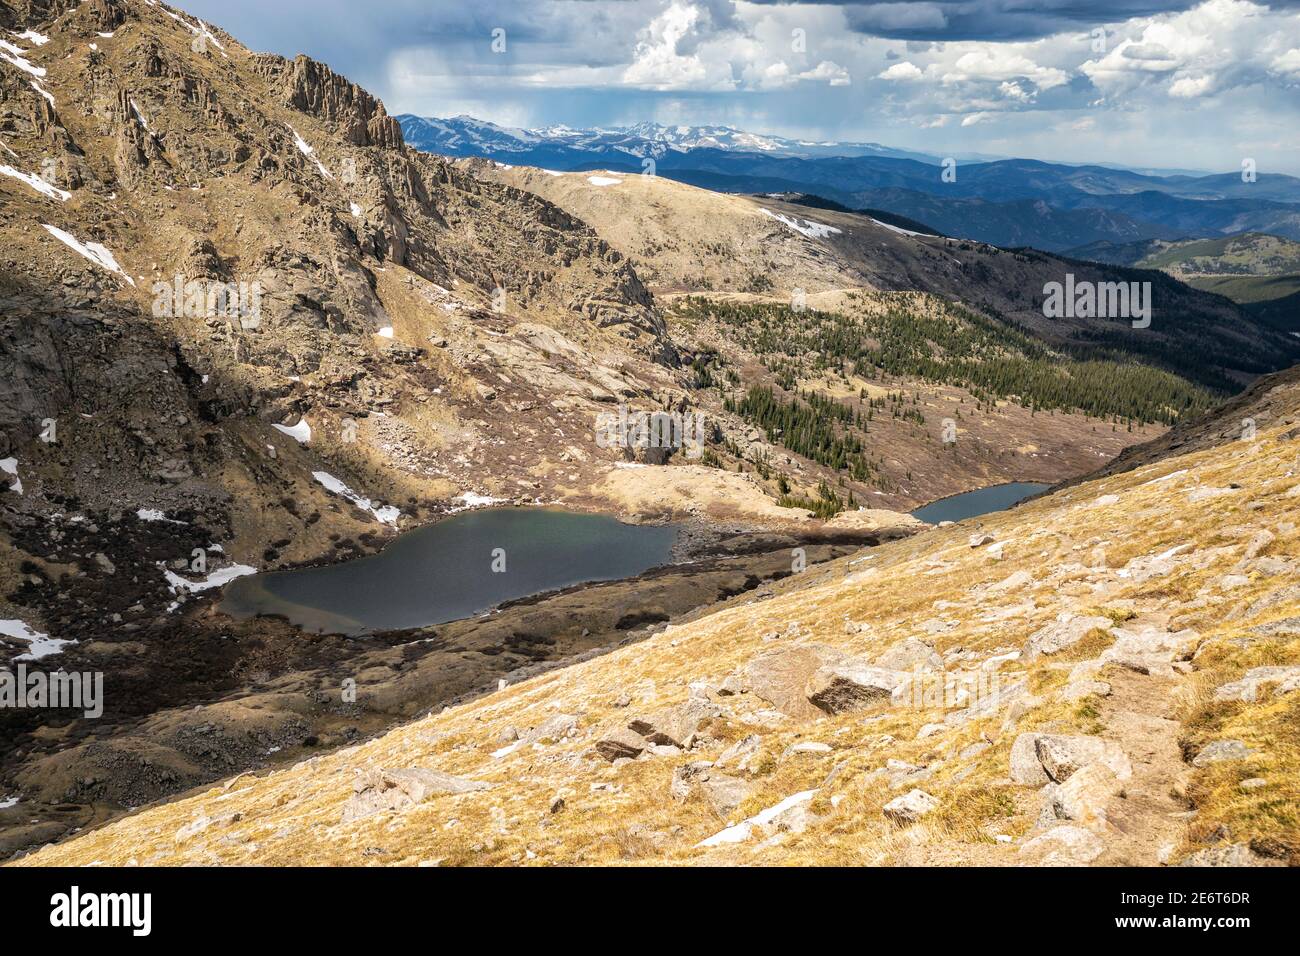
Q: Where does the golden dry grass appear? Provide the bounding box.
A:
[14,421,1300,867]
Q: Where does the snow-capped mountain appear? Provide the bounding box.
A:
[396,114,943,163]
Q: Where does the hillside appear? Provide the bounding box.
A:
[19,375,1300,867]
[1068,233,1300,276]
[1066,233,1300,334]
[475,164,1297,393]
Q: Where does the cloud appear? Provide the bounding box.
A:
[1275,48,1300,74]
[941,49,1068,89]
[878,60,924,80]
[1168,73,1215,96]
[1081,0,1299,100]
[621,1,737,91]
[176,0,1300,175]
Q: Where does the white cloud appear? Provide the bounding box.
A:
[1169,74,1215,97]
[622,1,736,91]
[801,61,851,87]
[1273,48,1300,76]
[999,80,1033,103]
[1081,0,1296,100]
[941,49,1068,90]
[878,61,924,81]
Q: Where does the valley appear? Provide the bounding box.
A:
[0,0,1297,873]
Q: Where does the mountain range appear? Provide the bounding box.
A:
[400,115,1300,253]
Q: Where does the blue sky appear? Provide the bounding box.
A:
[182,0,1300,173]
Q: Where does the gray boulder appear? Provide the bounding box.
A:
[743,644,847,720]
[1010,733,1131,786]
[882,788,939,825]
[341,767,492,823]
[1192,739,1254,767]
[1022,615,1112,661]
[805,659,907,715]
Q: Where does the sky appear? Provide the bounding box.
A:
[181,0,1300,173]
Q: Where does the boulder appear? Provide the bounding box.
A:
[595,727,647,762]
[341,767,492,823]
[1214,666,1300,703]
[1022,615,1112,661]
[628,698,721,748]
[1192,739,1254,767]
[1010,733,1132,786]
[743,644,848,720]
[874,638,944,673]
[882,788,939,825]
[806,659,907,715]
[1019,824,1105,865]
[1038,763,1123,825]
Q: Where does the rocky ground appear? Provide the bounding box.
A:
[15,369,1300,867]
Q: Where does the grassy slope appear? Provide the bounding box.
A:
[17,410,1300,867]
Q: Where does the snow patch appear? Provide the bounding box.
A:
[375,326,394,339]
[272,419,312,443]
[454,492,505,510]
[287,124,333,180]
[13,30,50,46]
[312,471,400,525]
[869,217,926,238]
[1,163,70,201]
[41,224,135,285]
[759,208,841,240]
[587,175,622,186]
[0,619,74,661]
[697,789,819,847]
[349,201,362,217]
[0,456,21,495]
[163,563,258,595]
[136,508,184,524]
[0,37,45,77]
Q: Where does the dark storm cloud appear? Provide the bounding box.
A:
[749,0,1300,39]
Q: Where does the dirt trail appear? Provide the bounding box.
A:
[1094,667,1192,865]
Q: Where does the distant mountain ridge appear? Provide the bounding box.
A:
[400,114,1300,252]
[397,114,963,164]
